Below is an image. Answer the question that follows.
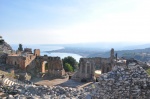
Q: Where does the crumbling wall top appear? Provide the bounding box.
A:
[48,57,61,60]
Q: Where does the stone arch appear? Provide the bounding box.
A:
[45,63,48,71]
[41,61,48,73]
[14,61,19,68]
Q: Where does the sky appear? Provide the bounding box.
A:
[0,0,150,44]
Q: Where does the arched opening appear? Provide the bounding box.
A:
[96,78,99,82]
[107,67,109,72]
[14,61,17,65]
[45,63,48,72]
[42,61,48,73]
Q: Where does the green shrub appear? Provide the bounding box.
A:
[64,63,73,72]
[62,56,78,71]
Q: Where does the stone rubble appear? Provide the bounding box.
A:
[0,83,91,99]
[89,65,150,99]
[2,77,29,86]
[1,65,150,99]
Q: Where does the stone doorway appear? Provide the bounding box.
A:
[42,61,48,73]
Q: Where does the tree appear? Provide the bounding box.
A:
[64,63,73,72]
[18,44,23,51]
[62,56,78,71]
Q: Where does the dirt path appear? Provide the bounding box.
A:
[34,77,69,86]
[34,77,93,88]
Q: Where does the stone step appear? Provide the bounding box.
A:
[2,78,21,86]
[3,78,9,84]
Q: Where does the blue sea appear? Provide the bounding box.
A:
[10,44,82,62]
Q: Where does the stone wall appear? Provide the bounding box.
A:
[24,54,36,69]
[34,49,40,56]
[0,53,8,64]
[6,48,65,78]
[6,52,36,70]
[7,55,65,77]
[72,49,115,81]
[26,56,65,77]
[6,56,26,69]
[78,58,111,80]
[24,48,32,54]
[79,58,111,80]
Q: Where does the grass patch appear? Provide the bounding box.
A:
[146,68,150,75]
[0,70,15,78]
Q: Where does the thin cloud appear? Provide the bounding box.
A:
[1,0,150,44]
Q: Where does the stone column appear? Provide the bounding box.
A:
[48,62,50,74]
[42,62,45,73]
[89,63,93,79]
[92,62,95,74]
[89,63,91,74]
[110,48,115,69]
[80,62,82,74]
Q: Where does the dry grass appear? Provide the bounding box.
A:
[146,68,150,75]
[0,70,15,78]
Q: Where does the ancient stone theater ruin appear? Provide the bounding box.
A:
[6,44,65,77]
[72,48,115,81]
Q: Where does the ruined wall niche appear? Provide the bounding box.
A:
[14,61,17,65]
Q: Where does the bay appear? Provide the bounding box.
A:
[10,44,82,62]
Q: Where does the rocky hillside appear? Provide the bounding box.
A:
[0,36,12,64]
[90,65,150,99]
[0,36,12,54]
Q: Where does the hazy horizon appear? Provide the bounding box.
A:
[1,0,150,44]
[9,41,150,51]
